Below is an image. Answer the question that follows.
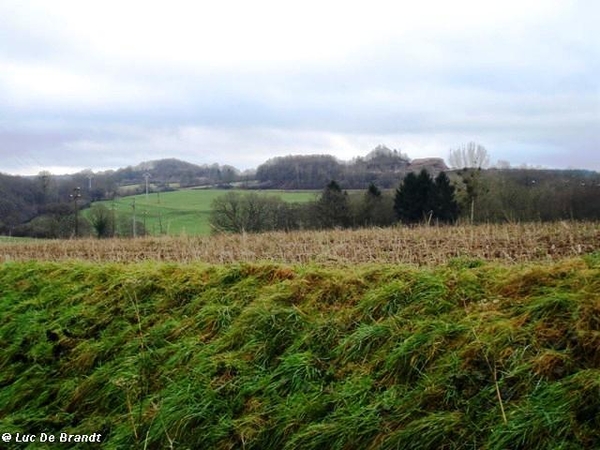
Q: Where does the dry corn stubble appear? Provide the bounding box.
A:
[0,222,598,265]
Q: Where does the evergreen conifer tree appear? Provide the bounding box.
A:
[316,180,351,228]
[394,170,434,223]
[359,183,380,226]
[433,172,459,223]
[395,170,458,225]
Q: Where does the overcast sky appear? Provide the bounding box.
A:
[1,0,598,175]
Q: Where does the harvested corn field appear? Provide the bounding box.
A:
[1,221,598,265]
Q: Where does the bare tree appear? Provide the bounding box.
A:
[209,192,245,233]
[209,192,297,234]
[448,142,490,169]
[448,143,491,223]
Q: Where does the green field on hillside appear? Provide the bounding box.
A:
[92,189,317,235]
[1,256,599,449]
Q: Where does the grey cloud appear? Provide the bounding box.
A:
[0,2,598,174]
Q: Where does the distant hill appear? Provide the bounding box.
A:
[113,158,240,188]
[255,145,449,189]
[103,145,453,191]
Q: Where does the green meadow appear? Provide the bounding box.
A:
[1,256,599,449]
[92,189,317,236]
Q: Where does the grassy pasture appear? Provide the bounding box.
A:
[92,189,317,235]
[1,256,599,448]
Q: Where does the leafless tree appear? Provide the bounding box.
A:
[448,142,491,223]
[448,142,490,169]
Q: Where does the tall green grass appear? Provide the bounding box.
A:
[0,255,599,448]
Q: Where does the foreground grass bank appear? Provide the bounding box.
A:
[1,256,599,449]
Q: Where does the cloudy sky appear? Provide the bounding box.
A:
[0,0,598,175]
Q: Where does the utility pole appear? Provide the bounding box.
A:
[131,198,137,238]
[87,174,93,192]
[70,187,81,238]
[144,172,151,201]
[111,199,116,237]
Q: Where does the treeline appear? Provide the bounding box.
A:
[0,171,103,237]
[464,168,600,222]
[254,146,448,189]
[114,158,239,188]
[209,170,459,233]
[209,182,391,234]
[210,168,600,234]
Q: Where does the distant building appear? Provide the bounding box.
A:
[409,158,449,174]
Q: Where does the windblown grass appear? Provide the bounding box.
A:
[1,221,598,265]
[1,255,599,448]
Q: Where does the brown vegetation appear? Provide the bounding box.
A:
[1,221,598,265]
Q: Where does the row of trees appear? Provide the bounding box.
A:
[460,169,600,222]
[210,165,600,234]
[209,170,460,233]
